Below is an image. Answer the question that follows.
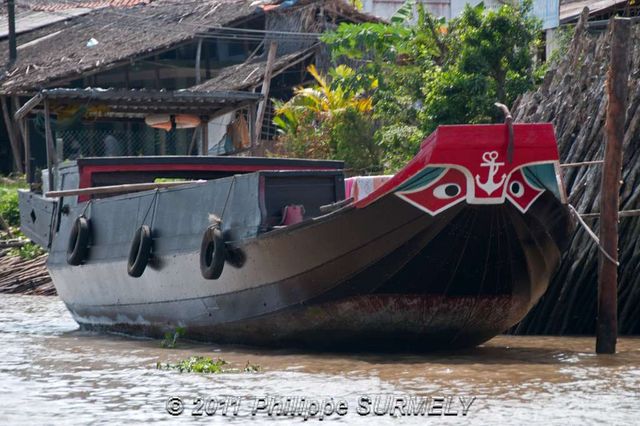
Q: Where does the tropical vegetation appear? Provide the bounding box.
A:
[0,176,44,260]
[273,0,542,173]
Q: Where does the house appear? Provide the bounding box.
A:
[0,0,376,175]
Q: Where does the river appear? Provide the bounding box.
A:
[0,294,638,425]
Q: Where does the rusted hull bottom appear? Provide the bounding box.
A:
[74,293,523,351]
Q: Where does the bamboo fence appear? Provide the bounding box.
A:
[512,13,640,334]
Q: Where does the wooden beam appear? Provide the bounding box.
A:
[13,93,42,121]
[596,18,631,355]
[254,41,278,147]
[201,117,209,156]
[45,180,206,198]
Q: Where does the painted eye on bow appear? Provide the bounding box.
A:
[434,183,462,199]
[509,181,525,198]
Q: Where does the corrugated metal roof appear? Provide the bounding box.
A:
[560,0,627,23]
[35,87,263,116]
[0,9,93,39]
[0,1,151,39]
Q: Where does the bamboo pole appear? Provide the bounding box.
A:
[45,180,206,198]
[596,17,631,355]
[254,41,278,149]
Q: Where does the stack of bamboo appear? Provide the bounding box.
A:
[512,11,640,334]
[0,249,55,296]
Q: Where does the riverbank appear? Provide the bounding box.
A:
[0,249,54,295]
[0,176,54,295]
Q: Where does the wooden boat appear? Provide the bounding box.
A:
[19,123,571,350]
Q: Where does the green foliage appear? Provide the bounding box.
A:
[417,1,540,133]
[9,242,45,260]
[390,0,415,24]
[0,177,44,261]
[158,356,227,373]
[161,326,186,348]
[157,356,261,374]
[348,0,363,10]
[273,65,379,171]
[375,124,425,172]
[0,176,26,227]
[547,24,575,66]
[0,187,20,227]
[453,1,539,103]
[280,0,541,173]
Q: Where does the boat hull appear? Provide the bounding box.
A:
[52,188,569,350]
[38,124,572,350]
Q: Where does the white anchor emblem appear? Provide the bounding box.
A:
[475,151,506,195]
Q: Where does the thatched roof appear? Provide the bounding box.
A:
[0,0,377,95]
[190,46,317,92]
[0,0,258,94]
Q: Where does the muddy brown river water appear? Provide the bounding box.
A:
[0,294,639,425]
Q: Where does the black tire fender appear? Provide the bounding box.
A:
[67,216,90,266]
[200,226,225,280]
[127,225,153,278]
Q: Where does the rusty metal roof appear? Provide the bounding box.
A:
[21,87,262,118]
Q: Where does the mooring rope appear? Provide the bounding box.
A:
[219,176,236,224]
[141,189,159,228]
[568,204,619,266]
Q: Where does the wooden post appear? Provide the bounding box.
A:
[7,0,17,62]
[254,41,278,147]
[22,118,31,184]
[43,100,57,192]
[201,118,209,156]
[248,104,256,152]
[195,38,203,85]
[20,118,33,184]
[596,18,630,355]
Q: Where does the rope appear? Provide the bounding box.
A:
[141,189,159,227]
[80,199,92,217]
[148,189,160,230]
[219,176,236,223]
[568,204,619,266]
[560,160,604,168]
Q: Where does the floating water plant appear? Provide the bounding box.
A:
[157,357,261,374]
[161,326,186,348]
[158,356,227,373]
